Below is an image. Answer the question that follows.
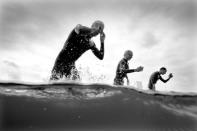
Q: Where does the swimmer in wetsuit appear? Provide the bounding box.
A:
[50,20,105,81]
[148,67,173,91]
[113,50,144,86]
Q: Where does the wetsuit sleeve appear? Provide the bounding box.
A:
[121,66,135,73]
[119,61,135,73]
[123,69,135,73]
[159,75,170,83]
[90,41,104,60]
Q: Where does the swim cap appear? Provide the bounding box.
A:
[124,50,133,57]
[91,20,104,31]
[160,67,167,71]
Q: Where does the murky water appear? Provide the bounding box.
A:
[0,82,197,131]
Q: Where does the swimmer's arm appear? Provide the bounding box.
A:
[121,66,139,73]
[123,66,143,73]
[90,41,104,60]
[75,24,100,37]
[75,24,92,35]
[119,61,135,74]
[159,76,171,83]
[122,69,136,73]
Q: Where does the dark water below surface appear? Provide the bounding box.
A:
[0,82,197,131]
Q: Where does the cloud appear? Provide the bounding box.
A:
[141,32,159,48]
[171,62,196,91]
[126,0,196,38]
[3,60,19,68]
[0,0,119,51]
[0,0,196,91]
[0,2,62,50]
[0,60,21,81]
[1,0,195,50]
[160,34,197,91]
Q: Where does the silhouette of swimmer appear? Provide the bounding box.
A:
[50,20,105,81]
[148,67,173,91]
[114,50,143,86]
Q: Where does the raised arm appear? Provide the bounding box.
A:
[75,24,101,38]
[90,32,105,60]
[159,73,173,83]
[90,40,104,60]
[75,24,92,35]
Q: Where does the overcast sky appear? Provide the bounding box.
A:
[0,0,196,92]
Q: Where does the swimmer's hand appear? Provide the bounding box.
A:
[89,40,96,48]
[135,66,144,72]
[169,73,173,78]
[74,24,81,34]
[100,32,105,43]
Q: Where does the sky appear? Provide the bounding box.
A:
[0,0,196,92]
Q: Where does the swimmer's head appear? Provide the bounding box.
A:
[124,50,133,60]
[91,20,104,33]
[159,67,167,75]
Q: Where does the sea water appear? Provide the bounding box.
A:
[0,82,197,131]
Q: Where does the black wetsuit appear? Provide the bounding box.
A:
[148,71,170,90]
[50,26,104,80]
[114,58,135,85]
